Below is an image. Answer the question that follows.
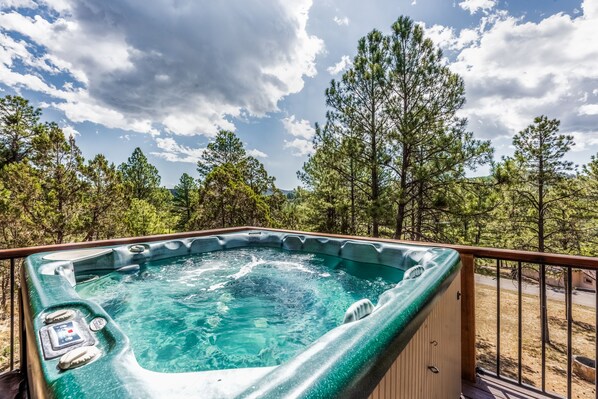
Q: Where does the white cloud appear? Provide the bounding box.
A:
[247,148,268,158]
[327,55,352,75]
[423,24,456,49]
[583,0,598,18]
[282,115,315,139]
[438,0,598,143]
[282,115,314,156]
[569,131,598,152]
[333,16,349,26]
[0,0,37,9]
[151,137,205,163]
[422,24,480,51]
[0,0,324,138]
[284,138,313,156]
[61,124,79,138]
[579,104,598,116]
[458,0,497,15]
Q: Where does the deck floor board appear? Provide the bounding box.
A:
[462,375,556,399]
[1,369,561,399]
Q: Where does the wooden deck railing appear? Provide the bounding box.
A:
[2,226,598,399]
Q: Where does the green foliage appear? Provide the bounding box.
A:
[14,123,87,244]
[0,95,43,167]
[124,198,173,236]
[189,130,280,230]
[82,154,127,241]
[119,147,161,203]
[495,115,577,253]
[192,163,270,229]
[302,15,493,241]
[322,29,390,236]
[197,130,247,179]
[173,173,198,230]
[0,99,289,248]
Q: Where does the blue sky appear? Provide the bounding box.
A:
[1,0,598,189]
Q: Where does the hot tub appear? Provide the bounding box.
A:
[21,229,461,398]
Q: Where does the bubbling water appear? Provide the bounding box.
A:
[76,247,403,373]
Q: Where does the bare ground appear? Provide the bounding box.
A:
[476,283,596,399]
[0,314,19,373]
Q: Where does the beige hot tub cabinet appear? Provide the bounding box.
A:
[369,271,462,399]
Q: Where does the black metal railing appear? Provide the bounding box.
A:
[1,226,598,399]
[1,257,20,373]
[474,256,598,399]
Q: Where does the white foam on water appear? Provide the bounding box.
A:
[76,247,401,373]
[208,255,266,292]
[179,263,223,281]
[269,260,316,275]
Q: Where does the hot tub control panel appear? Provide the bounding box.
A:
[39,310,97,359]
[48,321,85,350]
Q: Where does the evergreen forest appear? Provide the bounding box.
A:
[1,16,597,262]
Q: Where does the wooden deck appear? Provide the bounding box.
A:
[0,369,563,399]
[462,374,556,399]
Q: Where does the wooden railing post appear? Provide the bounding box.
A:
[460,253,476,382]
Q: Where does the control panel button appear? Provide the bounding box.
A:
[45,309,75,324]
[49,321,85,350]
[89,317,107,332]
[58,346,101,370]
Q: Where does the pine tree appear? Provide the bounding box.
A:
[197,130,247,179]
[505,115,577,343]
[3,123,87,244]
[193,164,270,229]
[324,29,391,236]
[119,147,161,203]
[385,16,491,240]
[0,95,43,167]
[173,173,198,230]
[193,130,280,229]
[510,116,575,252]
[82,154,126,240]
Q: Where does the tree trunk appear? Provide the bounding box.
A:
[415,179,424,241]
[538,157,550,344]
[350,157,356,235]
[394,145,410,239]
[371,123,379,238]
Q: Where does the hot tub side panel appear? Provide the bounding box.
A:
[368,271,461,399]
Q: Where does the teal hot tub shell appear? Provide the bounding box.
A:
[21,229,460,399]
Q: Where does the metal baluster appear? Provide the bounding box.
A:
[540,263,546,392]
[497,258,501,377]
[9,257,15,371]
[595,271,598,399]
[566,267,572,399]
[518,261,522,385]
